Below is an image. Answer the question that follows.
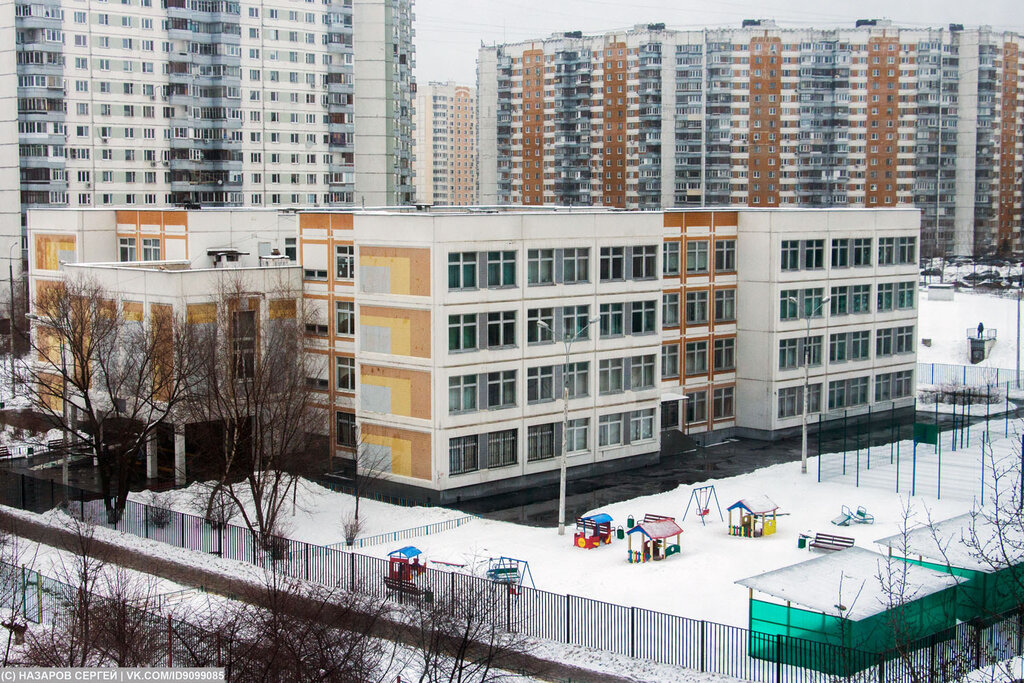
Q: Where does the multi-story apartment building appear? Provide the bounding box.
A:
[26,206,918,502]
[478,20,1023,258]
[5,0,415,233]
[413,82,477,205]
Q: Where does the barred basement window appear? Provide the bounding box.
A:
[487,429,517,468]
[449,435,478,475]
[527,423,556,461]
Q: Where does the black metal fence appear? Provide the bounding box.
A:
[2,469,1022,683]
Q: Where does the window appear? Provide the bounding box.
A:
[713,338,735,371]
[896,237,916,265]
[830,287,848,315]
[803,240,824,269]
[878,237,895,265]
[449,375,477,413]
[600,303,624,337]
[566,418,589,452]
[630,409,655,441]
[685,341,708,375]
[486,371,516,408]
[830,331,870,363]
[230,310,256,379]
[336,412,356,447]
[829,377,869,409]
[851,285,871,313]
[631,300,656,334]
[685,291,708,325]
[662,344,680,378]
[487,251,516,287]
[335,245,354,279]
[335,301,354,335]
[335,357,355,391]
[449,435,478,475]
[527,249,554,285]
[831,239,850,268]
[780,290,799,320]
[563,305,591,340]
[632,245,657,279]
[448,314,477,352]
[877,283,894,312]
[304,269,328,281]
[780,240,800,271]
[598,413,622,447]
[802,289,826,318]
[896,282,915,309]
[630,355,655,390]
[487,311,516,348]
[564,361,589,398]
[563,247,589,283]
[527,308,554,344]
[663,293,680,327]
[714,290,736,322]
[118,237,136,262]
[686,391,707,423]
[141,238,160,261]
[852,238,872,266]
[686,241,709,274]
[487,429,518,467]
[875,370,913,401]
[527,423,556,462]
[599,358,625,395]
[714,240,736,272]
[448,252,477,290]
[663,242,680,276]
[713,387,734,420]
[779,338,800,369]
[527,366,554,403]
[778,384,822,418]
[600,247,625,281]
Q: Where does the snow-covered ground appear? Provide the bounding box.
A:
[129,478,469,547]
[918,289,1020,368]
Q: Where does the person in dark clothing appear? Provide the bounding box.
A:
[978,322,985,338]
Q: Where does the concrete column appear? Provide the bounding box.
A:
[146,435,158,480]
[173,424,186,486]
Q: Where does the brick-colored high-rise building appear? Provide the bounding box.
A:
[478,20,1024,257]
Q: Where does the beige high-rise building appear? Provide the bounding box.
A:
[414,82,477,205]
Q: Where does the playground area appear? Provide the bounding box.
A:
[360,439,978,627]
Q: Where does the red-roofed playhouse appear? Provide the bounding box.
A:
[626,514,683,563]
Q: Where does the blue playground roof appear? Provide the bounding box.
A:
[582,513,613,525]
[388,546,422,559]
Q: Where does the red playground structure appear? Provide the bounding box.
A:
[384,546,429,597]
[574,513,614,549]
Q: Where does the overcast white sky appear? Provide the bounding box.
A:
[413,0,1023,84]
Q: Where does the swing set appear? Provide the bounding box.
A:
[682,485,723,525]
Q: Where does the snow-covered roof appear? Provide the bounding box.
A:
[874,513,1024,573]
[628,517,683,540]
[727,496,778,515]
[736,547,961,621]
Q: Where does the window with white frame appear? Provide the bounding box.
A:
[630,409,655,441]
[630,355,656,390]
[562,305,591,339]
[685,341,707,375]
[713,387,734,419]
[448,374,477,413]
[599,358,624,394]
[564,361,589,398]
[563,247,589,284]
[599,247,625,281]
[448,314,477,352]
[527,308,554,343]
[335,245,354,279]
[598,413,622,447]
[527,366,555,403]
[486,370,516,408]
[714,239,736,272]
[141,238,160,261]
[527,249,554,285]
[663,293,680,327]
[566,418,588,452]
[686,241,709,274]
[486,311,516,348]
[335,357,355,391]
[662,242,680,276]
[448,252,477,290]
[632,245,658,279]
[631,300,656,334]
[335,301,354,335]
[661,344,680,378]
[600,302,624,337]
[486,250,516,287]
[714,289,736,322]
[685,291,708,325]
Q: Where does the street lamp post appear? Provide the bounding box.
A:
[785,295,831,475]
[26,312,69,492]
[8,240,17,400]
[537,315,600,536]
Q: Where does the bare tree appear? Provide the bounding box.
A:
[24,276,202,523]
[341,425,393,545]
[407,575,539,683]
[216,564,400,681]
[181,273,326,546]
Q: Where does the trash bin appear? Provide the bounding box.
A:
[627,515,635,529]
[797,534,809,549]
[616,527,625,540]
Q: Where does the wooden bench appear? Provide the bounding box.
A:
[809,532,854,552]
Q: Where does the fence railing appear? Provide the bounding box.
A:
[918,362,1023,390]
[1,470,1021,683]
[327,514,478,550]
